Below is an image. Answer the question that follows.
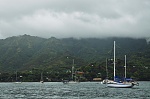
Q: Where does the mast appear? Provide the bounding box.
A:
[16,71,18,81]
[114,41,116,81]
[41,72,43,81]
[125,55,127,78]
[72,59,74,80]
[106,58,108,79]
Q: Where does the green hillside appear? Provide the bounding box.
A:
[0,35,149,81]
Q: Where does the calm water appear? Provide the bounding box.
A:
[0,81,149,99]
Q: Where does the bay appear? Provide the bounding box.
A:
[0,81,149,99]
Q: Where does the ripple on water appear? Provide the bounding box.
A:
[0,82,149,99]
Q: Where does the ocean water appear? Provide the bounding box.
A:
[0,81,149,99]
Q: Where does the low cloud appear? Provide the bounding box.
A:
[0,0,150,39]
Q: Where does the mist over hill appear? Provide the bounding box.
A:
[0,35,146,71]
[0,35,149,81]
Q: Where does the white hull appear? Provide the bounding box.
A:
[68,81,79,84]
[63,80,79,84]
[14,82,22,84]
[107,83,134,88]
[40,81,44,83]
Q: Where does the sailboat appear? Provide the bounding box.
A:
[63,59,79,84]
[14,71,22,84]
[40,72,44,83]
[107,41,136,88]
[101,58,116,84]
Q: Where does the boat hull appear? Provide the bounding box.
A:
[107,83,134,88]
[40,81,44,83]
[63,80,79,84]
[68,81,79,84]
[14,82,22,84]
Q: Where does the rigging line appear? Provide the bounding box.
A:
[111,42,128,60]
[115,43,133,60]
[108,44,114,60]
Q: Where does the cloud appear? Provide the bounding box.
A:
[0,0,150,39]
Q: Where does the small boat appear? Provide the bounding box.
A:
[40,72,44,83]
[63,59,79,84]
[62,79,79,84]
[40,80,44,83]
[101,58,116,84]
[14,71,22,84]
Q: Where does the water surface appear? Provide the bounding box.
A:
[0,81,149,99]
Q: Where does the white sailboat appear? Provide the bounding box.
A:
[107,41,135,88]
[14,71,22,84]
[101,58,116,84]
[63,59,79,84]
[40,72,44,83]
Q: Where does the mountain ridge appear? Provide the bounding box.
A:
[0,34,148,71]
[0,35,149,81]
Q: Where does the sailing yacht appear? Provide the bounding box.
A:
[14,71,22,84]
[40,72,44,83]
[101,58,116,84]
[107,41,137,88]
[63,59,79,84]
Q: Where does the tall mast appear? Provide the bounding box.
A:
[41,72,43,81]
[72,59,74,80]
[16,71,18,81]
[114,41,116,81]
[125,55,127,78]
[106,58,108,79]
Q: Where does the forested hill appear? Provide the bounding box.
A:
[0,35,149,81]
[0,34,148,71]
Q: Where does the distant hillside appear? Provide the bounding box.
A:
[0,35,149,81]
[0,35,148,71]
[0,35,45,71]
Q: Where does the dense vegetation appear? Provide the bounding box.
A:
[0,34,149,82]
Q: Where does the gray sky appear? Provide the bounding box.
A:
[0,0,150,39]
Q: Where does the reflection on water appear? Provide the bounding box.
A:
[0,82,149,99]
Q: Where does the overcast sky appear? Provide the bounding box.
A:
[0,0,150,39]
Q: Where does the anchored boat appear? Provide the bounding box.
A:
[63,59,79,84]
[107,41,139,88]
